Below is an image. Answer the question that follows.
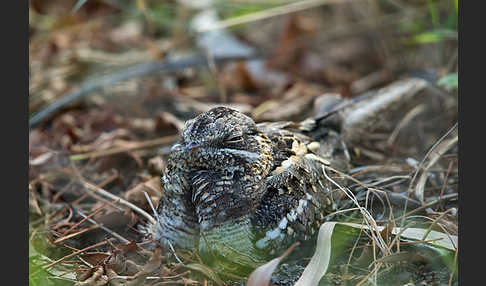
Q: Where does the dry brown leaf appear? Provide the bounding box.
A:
[124,247,162,286]
[94,210,137,231]
[70,129,132,153]
[252,82,324,121]
[106,253,142,276]
[74,265,107,286]
[124,176,163,210]
[75,265,97,282]
[155,111,185,133]
[79,252,111,267]
[115,241,142,255]
[220,61,259,92]
[266,15,315,70]
[139,247,162,274]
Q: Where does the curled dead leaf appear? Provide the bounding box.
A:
[414,129,458,203]
[247,242,299,286]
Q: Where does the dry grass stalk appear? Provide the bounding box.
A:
[195,0,358,33]
[74,208,130,244]
[40,239,114,273]
[62,201,112,235]
[53,225,101,244]
[78,177,156,225]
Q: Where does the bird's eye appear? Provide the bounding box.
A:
[225,134,243,143]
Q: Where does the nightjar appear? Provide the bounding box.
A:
[149,106,349,271]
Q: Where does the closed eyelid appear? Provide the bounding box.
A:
[225,133,244,141]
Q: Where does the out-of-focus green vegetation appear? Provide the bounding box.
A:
[438,72,458,91]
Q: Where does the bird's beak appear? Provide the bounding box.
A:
[185,142,201,153]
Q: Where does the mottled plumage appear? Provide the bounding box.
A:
[149,106,349,268]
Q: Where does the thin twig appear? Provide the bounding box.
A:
[406,122,458,200]
[386,104,426,146]
[53,225,100,244]
[322,166,387,253]
[51,180,75,203]
[68,167,125,212]
[74,208,130,244]
[168,241,183,264]
[448,246,458,285]
[355,262,379,286]
[398,122,458,248]
[421,208,456,241]
[378,193,458,223]
[435,159,455,212]
[63,201,112,235]
[77,177,157,225]
[144,191,159,224]
[413,133,458,202]
[40,239,113,272]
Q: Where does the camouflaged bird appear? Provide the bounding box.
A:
[144,78,442,275]
[149,106,350,269]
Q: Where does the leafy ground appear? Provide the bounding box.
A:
[29,0,458,285]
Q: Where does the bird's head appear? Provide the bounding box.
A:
[171,107,271,171]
